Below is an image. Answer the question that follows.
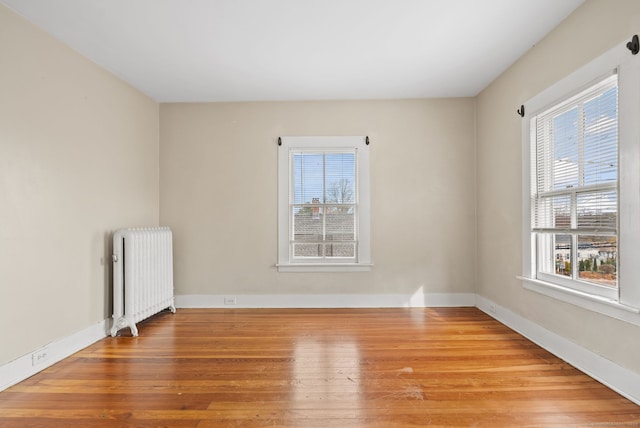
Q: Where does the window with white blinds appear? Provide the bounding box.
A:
[532,73,619,297]
[277,136,371,272]
[521,37,640,320]
[291,150,357,260]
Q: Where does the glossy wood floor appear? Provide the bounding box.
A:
[1,308,639,427]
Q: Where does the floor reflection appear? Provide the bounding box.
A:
[291,336,361,418]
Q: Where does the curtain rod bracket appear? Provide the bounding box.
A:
[517,105,525,117]
[278,137,282,146]
[627,34,639,55]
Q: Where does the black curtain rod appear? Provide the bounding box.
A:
[277,136,370,146]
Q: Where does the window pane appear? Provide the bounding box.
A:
[533,195,571,229]
[537,76,618,193]
[552,108,579,191]
[325,152,355,203]
[292,151,356,205]
[577,235,617,288]
[582,86,618,186]
[324,243,355,258]
[576,190,617,230]
[293,243,322,258]
[554,234,572,277]
[292,207,322,242]
[293,153,324,203]
[325,209,355,241]
[538,233,571,277]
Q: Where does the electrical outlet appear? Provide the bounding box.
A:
[489,304,497,315]
[224,296,237,305]
[31,348,49,367]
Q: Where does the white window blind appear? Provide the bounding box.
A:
[533,73,618,233]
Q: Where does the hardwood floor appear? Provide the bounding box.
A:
[0,308,639,427]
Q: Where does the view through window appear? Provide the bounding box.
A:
[291,150,357,260]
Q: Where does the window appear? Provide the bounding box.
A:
[532,74,618,300]
[521,39,640,322]
[278,136,371,272]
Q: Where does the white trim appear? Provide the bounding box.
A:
[0,319,109,392]
[275,263,373,272]
[175,293,477,309]
[475,295,640,406]
[617,47,640,308]
[519,276,640,326]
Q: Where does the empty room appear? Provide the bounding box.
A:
[1,0,640,426]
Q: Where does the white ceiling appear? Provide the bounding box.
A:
[1,0,584,102]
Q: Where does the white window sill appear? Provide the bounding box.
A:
[518,276,640,327]
[277,263,373,273]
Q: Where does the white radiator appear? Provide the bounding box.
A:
[110,227,176,337]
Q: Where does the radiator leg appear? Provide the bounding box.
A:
[110,316,139,337]
[129,323,139,337]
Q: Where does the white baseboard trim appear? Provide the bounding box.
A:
[475,295,640,406]
[175,292,477,308]
[0,319,109,392]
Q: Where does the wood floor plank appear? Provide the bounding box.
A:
[0,308,638,427]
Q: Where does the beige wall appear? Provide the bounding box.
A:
[0,5,159,364]
[476,0,640,373]
[160,99,476,298]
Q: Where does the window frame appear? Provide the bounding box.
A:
[520,39,640,324]
[277,136,371,272]
[532,73,619,301]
